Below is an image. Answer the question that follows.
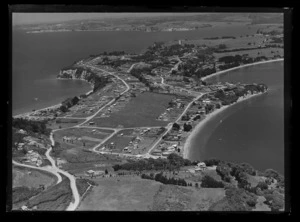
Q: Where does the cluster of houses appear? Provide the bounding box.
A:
[24,150,43,167]
[17,135,47,151]
[62,136,78,144]
[151,141,182,157]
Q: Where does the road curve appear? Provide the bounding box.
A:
[49,131,80,211]
[12,160,62,184]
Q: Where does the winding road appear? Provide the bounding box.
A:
[12,62,133,211]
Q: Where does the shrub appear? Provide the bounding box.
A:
[12,118,51,136]
[201,175,224,188]
[216,163,232,182]
[203,159,222,167]
[263,190,284,211]
[239,162,256,176]
[256,181,268,190]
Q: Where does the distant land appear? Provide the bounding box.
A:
[12,13,285,212]
[14,13,283,33]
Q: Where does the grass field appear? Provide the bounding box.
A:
[102,134,135,152]
[152,185,225,211]
[47,118,87,130]
[53,127,114,151]
[13,166,56,189]
[77,176,161,211]
[89,92,175,128]
[26,176,72,211]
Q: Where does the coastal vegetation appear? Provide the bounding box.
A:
[12,118,51,136]
[112,153,192,172]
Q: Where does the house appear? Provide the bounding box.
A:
[87,170,95,175]
[195,162,207,171]
[18,129,27,134]
[21,206,29,211]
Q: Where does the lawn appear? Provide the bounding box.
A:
[89,92,175,128]
[77,176,161,211]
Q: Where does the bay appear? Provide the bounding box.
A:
[187,61,284,174]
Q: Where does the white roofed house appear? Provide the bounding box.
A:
[195,162,207,171]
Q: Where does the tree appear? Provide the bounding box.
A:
[60,105,68,113]
[172,123,180,131]
[183,123,192,132]
[201,175,224,188]
[256,181,268,190]
[12,130,25,150]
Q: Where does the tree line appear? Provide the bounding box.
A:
[12,118,51,136]
[112,153,192,172]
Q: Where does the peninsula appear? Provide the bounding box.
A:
[12,22,284,211]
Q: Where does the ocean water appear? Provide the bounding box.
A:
[12,24,259,115]
[187,61,284,174]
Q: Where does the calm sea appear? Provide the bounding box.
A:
[12,24,259,115]
[187,61,284,174]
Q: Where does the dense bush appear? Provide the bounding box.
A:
[141,172,188,187]
[214,90,239,105]
[216,163,232,182]
[230,165,251,189]
[209,187,258,211]
[201,175,224,188]
[263,190,284,211]
[203,159,222,167]
[12,118,51,136]
[239,163,256,176]
[112,154,192,172]
[256,181,268,190]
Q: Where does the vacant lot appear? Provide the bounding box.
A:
[90,92,175,128]
[102,134,135,152]
[53,127,114,150]
[47,118,86,130]
[13,166,56,189]
[77,176,161,211]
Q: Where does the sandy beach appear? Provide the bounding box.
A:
[202,58,284,82]
[13,78,94,119]
[183,91,266,159]
[13,103,62,119]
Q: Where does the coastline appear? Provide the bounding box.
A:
[183,91,266,159]
[13,79,93,119]
[13,59,282,121]
[202,58,284,82]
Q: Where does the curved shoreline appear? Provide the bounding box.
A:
[202,58,284,82]
[183,91,266,159]
[13,78,93,119]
